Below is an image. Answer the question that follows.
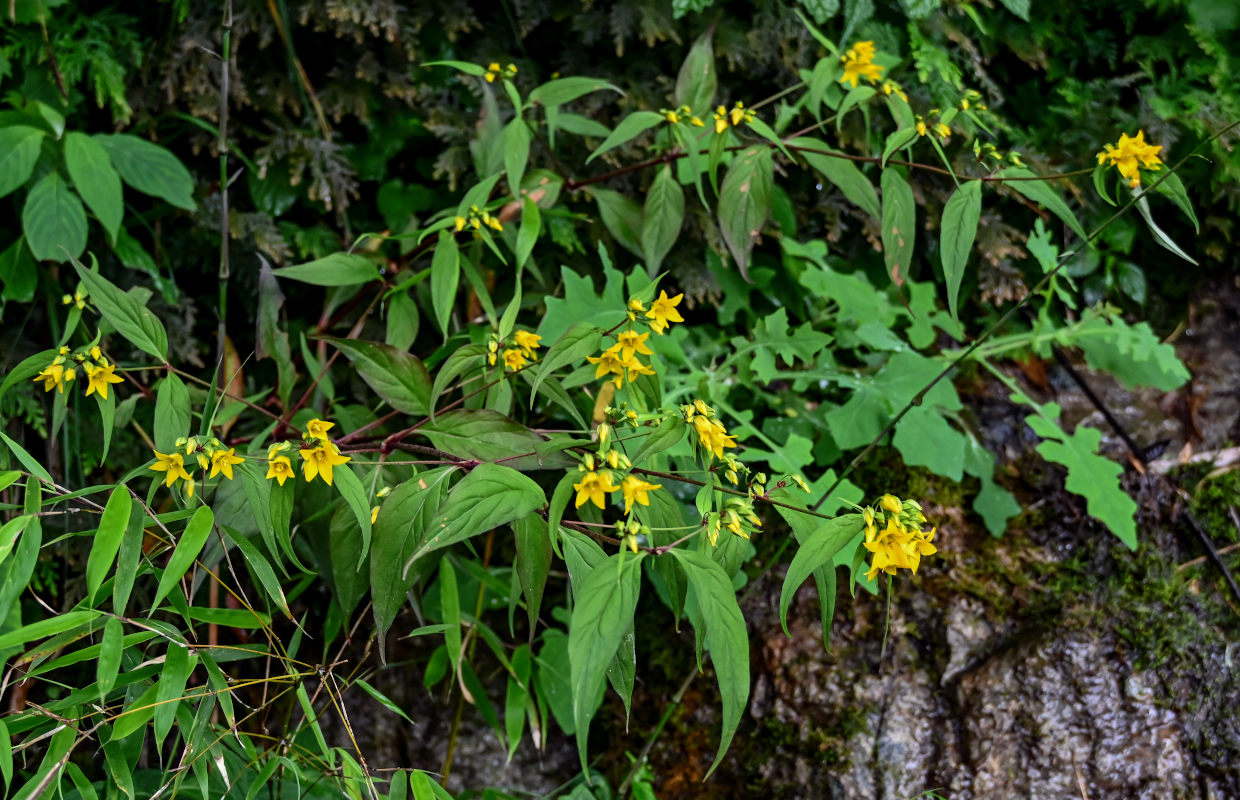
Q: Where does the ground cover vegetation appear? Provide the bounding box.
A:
[0,0,1237,797]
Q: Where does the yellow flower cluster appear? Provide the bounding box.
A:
[682,400,737,462]
[33,345,123,400]
[840,40,883,89]
[491,329,542,372]
[881,80,908,103]
[454,204,504,234]
[661,105,704,127]
[587,331,655,389]
[861,494,938,582]
[571,447,663,553]
[915,113,951,141]
[707,496,762,546]
[62,285,87,310]
[149,436,244,498]
[1097,130,1163,189]
[265,418,351,486]
[712,101,755,134]
[483,62,517,83]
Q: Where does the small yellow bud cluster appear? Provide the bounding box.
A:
[707,496,762,546]
[572,437,662,527]
[61,285,88,310]
[839,41,883,89]
[712,101,755,135]
[483,62,517,83]
[661,105,704,127]
[861,494,938,581]
[972,140,1023,168]
[454,204,504,235]
[296,418,351,486]
[958,89,986,112]
[881,80,908,103]
[915,110,951,141]
[34,344,123,400]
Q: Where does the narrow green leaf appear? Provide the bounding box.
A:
[997,167,1088,241]
[640,165,684,274]
[72,263,168,360]
[515,197,540,271]
[322,337,432,415]
[777,515,864,637]
[588,110,665,163]
[789,137,880,219]
[530,323,602,407]
[880,167,915,285]
[718,146,773,279]
[529,76,623,107]
[670,548,749,777]
[881,127,919,167]
[588,186,644,257]
[940,180,982,322]
[152,506,214,608]
[154,642,195,747]
[272,252,380,286]
[64,132,123,243]
[568,553,644,773]
[0,432,53,483]
[403,464,545,577]
[1134,194,1197,265]
[422,60,487,76]
[513,516,552,635]
[85,487,132,603]
[1152,171,1198,232]
[431,232,460,336]
[153,373,190,452]
[22,172,87,262]
[354,678,415,724]
[221,526,291,619]
[332,464,374,566]
[503,117,532,199]
[0,610,99,650]
[674,29,717,113]
[441,558,463,682]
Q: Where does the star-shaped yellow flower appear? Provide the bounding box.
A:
[615,330,654,361]
[266,455,294,486]
[150,450,193,488]
[503,348,528,371]
[645,290,684,335]
[513,330,542,358]
[572,470,619,510]
[299,444,351,486]
[620,475,662,514]
[305,419,335,442]
[83,362,124,400]
[208,448,245,481]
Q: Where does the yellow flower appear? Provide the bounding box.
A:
[299,444,351,486]
[1097,130,1163,189]
[621,354,656,384]
[620,475,662,514]
[484,62,502,82]
[208,448,245,481]
[371,505,380,525]
[150,450,193,489]
[879,494,902,514]
[266,455,294,486]
[503,348,528,371]
[61,286,86,310]
[692,415,737,461]
[713,105,729,134]
[915,118,928,137]
[932,122,951,140]
[455,216,467,231]
[645,290,684,335]
[587,346,629,388]
[306,419,335,442]
[572,470,619,509]
[33,362,68,394]
[661,108,681,124]
[615,330,653,361]
[83,362,124,400]
[881,80,908,102]
[513,330,542,358]
[89,345,104,362]
[839,40,884,88]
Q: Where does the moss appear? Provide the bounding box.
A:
[1179,464,1240,544]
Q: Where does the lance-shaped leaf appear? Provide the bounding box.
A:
[0,125,45,199]
[75,264,169,360]
[272,252,381,286]
[997,167,1088,241]
[640,165,684,274]
[64,132,122,243]
[940,180,982,322]
[880,167,915,286]
[788,137,880,219]
[671,548,750,777]
[152,506,214,608]
[587,111,664,163]
[718,146,773,280]
[568,553,644,773]
[97,133,196,210]
[321,337,432,415]
[431,232,460,336]
[777,514,864,637]
[23,173,87,262]
[529,77,622,107]
[674,28,716,112]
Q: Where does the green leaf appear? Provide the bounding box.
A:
[0,610,98,651]
[587,110,665,163]
[184,606,270,627]
[1152,171,1198,232]
[963,437,1020,537]
[113,504,145,614]
[731,307,832,383]
[332,464,373,566]
[1072,313,1189,392]
[997,167,1088,241]
[1026,408,1137,548]
[503,117,532,199]
[0,515,31,566]
[674,29,717,113]
[72,262,168,360]
[355,677,415,724]
[422,59,487,76]
[515,197,540,270]
[322,337,432,415]
[1134,193,1197,265]
[568,553,644,772]
[940,180,982,322]
[777,514,864,636]
[154,641,195,746]
[272,252,381,286]
[64,132,123,243]
[154,373,190,452]
[789,137,880,219]
[96,133,196,210]
[431,232,460,336]
[553,112,611,139]
[718,146,773,279]
[97,617,123,702]
[221,526,291,618]
[640,165,684,274]
[530,321,603,406]
[880,167,915,285]
[892,404,965,481]
[0,432,53,483]
[631,416,686,465]
[513,516,552,635]
[429,343,485,417]
[152,506,215,608]
[881,127,919,167]
[22,172,87,262]
[589,187,644,257]
[671,548,749,777]
[85,487,131,603]
[371,467,455,646]
[0,126,45,199]
[530,77,622,107]
[403,464,545,576]
[419,409,572,469]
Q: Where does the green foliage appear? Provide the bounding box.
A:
[0,0,1226,797]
